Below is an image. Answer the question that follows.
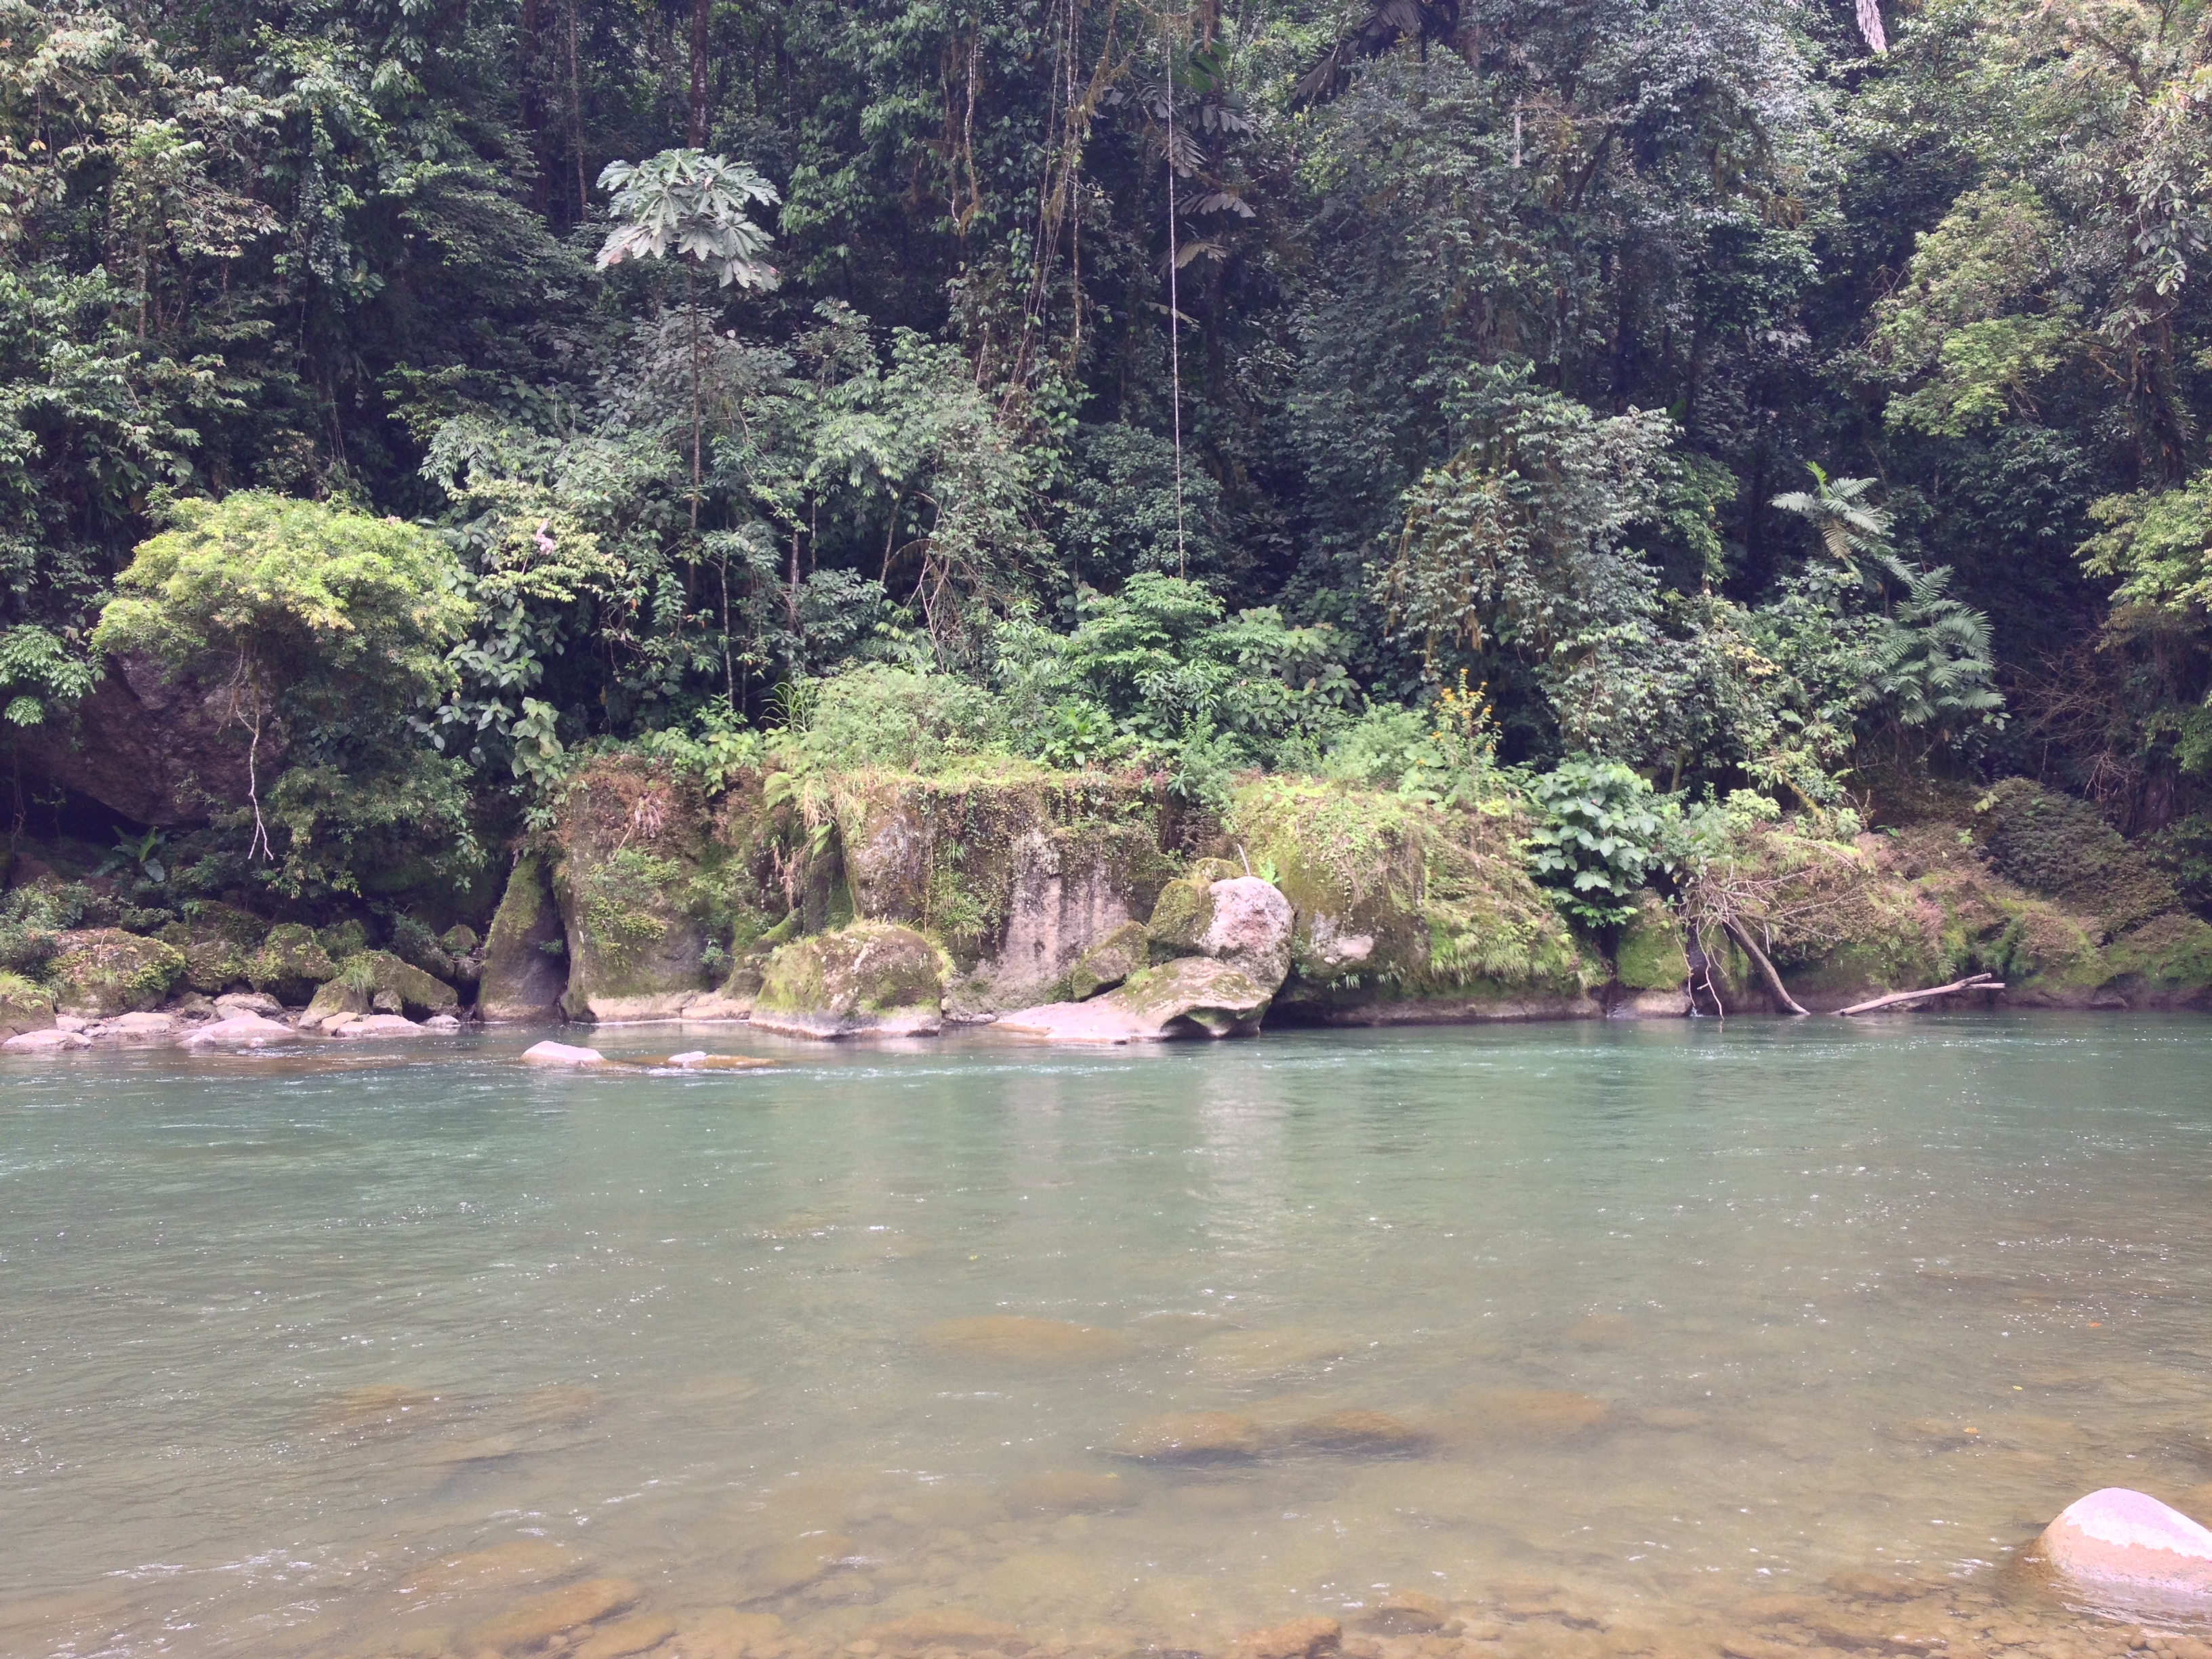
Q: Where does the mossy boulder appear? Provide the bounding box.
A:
[831,766,1183,1008]
[751,921,950,1039]
[306,951,457,1023]
[2097,914,2212,1006]
[49,928,187,1016]
[1975,779,2176,933]
[245,923,337,1005]
[0,970,55,1038]
[1069,920,1150,1000]
[553,758,729,1021]
[157,901,266,993]
[1223,778,1594,1021]
[1112,956,1273,1037]
[478,853,569,1021]
[1614,893,1687,991]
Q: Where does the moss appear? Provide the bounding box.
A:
[2098,913,2212,1002]
[754,920,950,1033]
[1069,920,1150,1000]
[1975,779,2175,933]
[1146,875,1215,957]
[1225,777,1587,1002]
[1614,893,1688,991]
[316,918,370,960]
[0,968,54,1038]
[49,928,188,1016]
[246,923,337,1004]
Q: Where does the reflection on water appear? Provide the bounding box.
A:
[3,1015,2211,1659]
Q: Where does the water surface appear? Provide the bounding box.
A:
[4,1015,2209,1658]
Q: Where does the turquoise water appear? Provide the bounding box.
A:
[3,1015,2211,1658]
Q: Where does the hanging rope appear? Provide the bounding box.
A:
[1161,20,1187,579]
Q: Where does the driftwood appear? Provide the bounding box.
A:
[1835,973,2005,1017]
[1722,916,1810,1017]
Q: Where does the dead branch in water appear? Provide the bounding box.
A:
[1835,973,2004,1017]
[1721,916,1811,1017]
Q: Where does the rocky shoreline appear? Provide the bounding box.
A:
[7,763,2211,1054]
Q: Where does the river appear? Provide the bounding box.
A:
[3,1015,2207,1658]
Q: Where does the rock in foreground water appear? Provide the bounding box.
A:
[920,1315,1130,1366]
[182,1012,293,1046]
[3,1027,88,1052]
[523,1040,606,1066]
[750,921,949,1038]
[1112,1410,1263,1461]
[2036,1487,2212,1597]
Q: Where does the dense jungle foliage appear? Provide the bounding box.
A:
[6,0,2212,922]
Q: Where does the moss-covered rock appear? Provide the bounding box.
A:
[245,923,337,1005]
[0,970,55,1038]
[478,853,569,1021]
[553,758,731,1021]
[1223,778,1594,1021]
[751,921,950,1039]
[156,900,266,993]
[1069,920,1150,1000]
[1614,893,1688,991]
[998,955,1276,1042]
[331,950,457,1018]
[316,918,370,961]
[49,928,187,1016]
[2097,913,2212,1006]
[1975,779,2176,933]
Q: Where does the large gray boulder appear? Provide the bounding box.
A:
[998,956,1275,1042]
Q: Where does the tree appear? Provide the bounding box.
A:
[596,150,781,526]
[1770,466,1892,565]
[90,493,472,892]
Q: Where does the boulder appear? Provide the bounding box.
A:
[750,922,949,1039]
[3,1027,89,1052]
[322,951,457,1019]
[49,928,187,1017]
[213,990,284,1018]
[157,901,266,993]
[523,1040,606,1066]
[1197,875,1294,986]
[106,1011,176,1038]
[998,956,1275,1042]
[0,972,55,1040]
[184,1012,294,1046]
[479,853,571,1021]
[300,977,370,1029]
[1067,920,1148,1000]
[245,924,337,1005]
[331,1013,422,1038]
[2035,1487,2212,1599]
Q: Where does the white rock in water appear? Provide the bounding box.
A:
[337,1014,421,1037]
[523,1040,605,1067]
[2039,1488,2212,1596]
[3,1028,89,1052]
[184,1012,293,1046]
[108,1011,176,1036]
[668,1050,708,1065]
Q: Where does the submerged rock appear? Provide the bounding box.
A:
[1006,1469,1129,1513]
[480,851,569,1021]
[751,920,949,1039]
[1231,1616,1343,1659]
[523,1040,606,1066]
[2035,1487,2212,1597]
[1111,1410,1264,1461]
[1449,1388,1614,1440]
[920,1315,1131,1366]
[49,928,186,1017]
[1278,1408,1429,1456]
[461,1577,640,1653]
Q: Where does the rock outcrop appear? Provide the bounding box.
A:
[478,853,569,1021]
[1224,778,1598,1022]
[750,922,949,1038]
[49,928,187,1017]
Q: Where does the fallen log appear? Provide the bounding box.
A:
[1835,973,2005,1017]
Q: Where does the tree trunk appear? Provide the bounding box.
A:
[689,270,703,529]
[520,0,549,218]
[1722,918,1809,1017]
[689,0,710,147]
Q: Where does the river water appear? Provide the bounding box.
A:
[3,1015,2210,1659]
